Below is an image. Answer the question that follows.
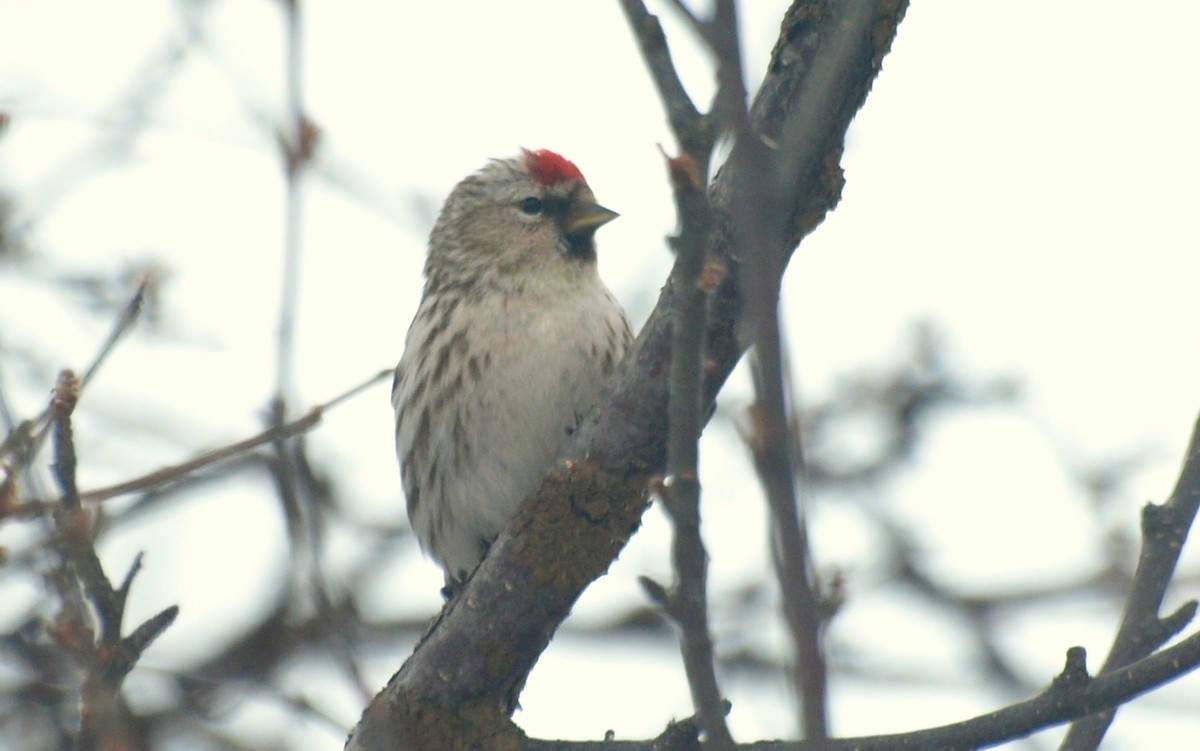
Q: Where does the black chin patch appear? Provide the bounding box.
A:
[564,233,597,261]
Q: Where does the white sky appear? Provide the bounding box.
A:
[1,2,1199,749]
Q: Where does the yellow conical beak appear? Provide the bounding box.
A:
[563,201,619,235]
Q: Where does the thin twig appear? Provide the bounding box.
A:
[0,279,148,480]
[621,2,733,747]
[517,636,1200,751]
[1060,413,1200,750]
[1,280,148,514]
[48,367,178,749]
[83,367,388,502]
[15,368,390,510]
[50,371,82,511]
[271,8,367,701]
[80,278,148,388]
[618,0,706,148]
[274,0,318,411]
[727,0,897,737]
[720,0,829,738]
[660,149,731,750]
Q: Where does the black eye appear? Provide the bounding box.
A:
[520,197,543,215]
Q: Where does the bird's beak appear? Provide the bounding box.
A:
[563,201,619,235]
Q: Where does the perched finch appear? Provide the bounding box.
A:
[392,149,632,586]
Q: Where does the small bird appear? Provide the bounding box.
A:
[392,149,632,586]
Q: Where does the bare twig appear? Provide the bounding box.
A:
[517,634,1200,751]
[719,0,842,737]
[736,155,828,739]
[621,2,733,746]
[269,3,369,705]
[80,278,149,389]
[618,0,707,150]
[728,0,902,732]
[50,371,82,511]
[1,280,149,503]
[768,637,1200,751]
[663,0,703,31]
[48,367,179,750]
[12,368,390,511]
[1060,413,1200,750]
[274,0,319,411]
[660,148,732,748]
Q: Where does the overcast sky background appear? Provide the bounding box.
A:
[1,2,1199,749]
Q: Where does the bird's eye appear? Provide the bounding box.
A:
[520,197,544,215]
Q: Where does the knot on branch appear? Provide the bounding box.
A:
[1141,499,1174,535]
[1050,646,1092,698]
[653,715,702,751]
[279,115,322,175]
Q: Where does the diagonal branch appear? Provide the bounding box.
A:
[8,368,390,516]
[1060,413,1200,749]
[621,2,734,747]
[1,279,148,498]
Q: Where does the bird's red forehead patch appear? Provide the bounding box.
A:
[523,149,585,186]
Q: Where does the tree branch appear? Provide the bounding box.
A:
[512,635,1200,751]
[48,368,179,749]
[724,0,901,737]
[274,0,318,411]
[746,636,1200,751]
[622,2,734,747]
[7,368,390,517]
[1,279,148,500]
[1060,413,1200,749]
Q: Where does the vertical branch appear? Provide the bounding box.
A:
[726,0,897,737]
[731,104,828,735]
[621,2,733,748]
[269,0,371,704]
[661,146,733,750]
[729,70,828,732]
[48,370,178,750]
[270,0,316,605]
[626,0,833,741]
[744,286,828,739]
[51,372,82,512]
[275,0,318,411]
